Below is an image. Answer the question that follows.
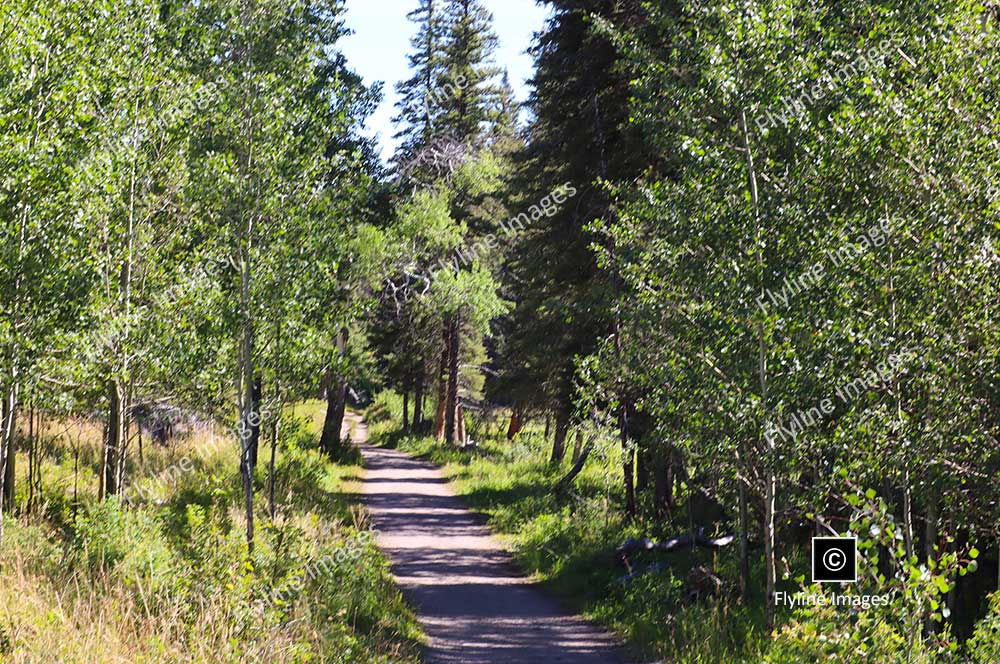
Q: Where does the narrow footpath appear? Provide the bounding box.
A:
[345,413,630,664]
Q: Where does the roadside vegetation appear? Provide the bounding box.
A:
[0,406,422,664]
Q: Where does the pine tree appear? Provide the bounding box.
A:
[384,0,509,447]
[489,70,522,156]
[496,0,648,468]
[436,0,502,144]
[393,0,446,168]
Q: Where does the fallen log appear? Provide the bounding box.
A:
[615,529,736,560]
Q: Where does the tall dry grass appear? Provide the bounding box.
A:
[0,410,423,664]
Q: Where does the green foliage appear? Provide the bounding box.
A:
[435,0,502,142]
[966,593,1000,664]
[770,488,976,662]
[73,500,179,594]
[393,0,448,166]
[573,0,1000,651]
[492,0,648,415]
[366,390,405,428]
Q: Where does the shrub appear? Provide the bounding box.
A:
[966,592,1000,663]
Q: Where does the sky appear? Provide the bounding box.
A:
[340,0,550,163]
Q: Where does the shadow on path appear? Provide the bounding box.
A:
[348,414,631,664]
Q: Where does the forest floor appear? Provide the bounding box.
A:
[349,412,630,664]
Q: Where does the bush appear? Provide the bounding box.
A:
[768,604,915,664]
[966,592,1000,663]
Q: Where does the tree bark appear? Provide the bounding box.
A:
[137,425,144,471]
[456,403,466,446]
[7,430,16,508]
[550,407,569,464]
[0,386,16,543]
[435,322,449,441]
[238,243,256,557]
[239,434,255,556]
[653,447,674,517]
[26,403,34,511]
[620,402,635,519]
[571,429,583,464]
[742,109,776,628]
[763,474,776,627]
[413,366,424,430]
[33,409,42,511]
[319,327,349,455]
[636,440,649,493]
[555,434,595,492]
[109,111,138,502]
[248,377,262,470]
[2,394,14,508]
[925,497,938,562]
[924,496,939,635]
[103,379,125,498]
[738,477,751,601]
[268,319,282,520]
[269,414,279,519]
[118,389,132,500]
[402,387,410,431]
[444,314,460,446]
[320,372,347,455]
[2,88,31,549]
[506,404,523,440]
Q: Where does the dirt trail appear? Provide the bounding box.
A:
[344,412,630,664]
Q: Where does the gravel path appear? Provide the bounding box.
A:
[348,413,630,664]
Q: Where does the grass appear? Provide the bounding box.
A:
[0,405,424,664]
[364,392,769,664]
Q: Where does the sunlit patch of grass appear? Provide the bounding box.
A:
[287,399,327,437]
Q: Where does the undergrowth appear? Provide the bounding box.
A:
[0,403,423,664]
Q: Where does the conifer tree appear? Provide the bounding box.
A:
[393,0,446,168]
[498,0,648,469]
[436,0,502,144]
[490,71,522,155]
[383,0,509,446]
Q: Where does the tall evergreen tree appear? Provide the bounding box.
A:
[436,0,502,144]
[393,0,446,168]
[496,0,649,474]
[382,0,509,446]
[489,70,522,155]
